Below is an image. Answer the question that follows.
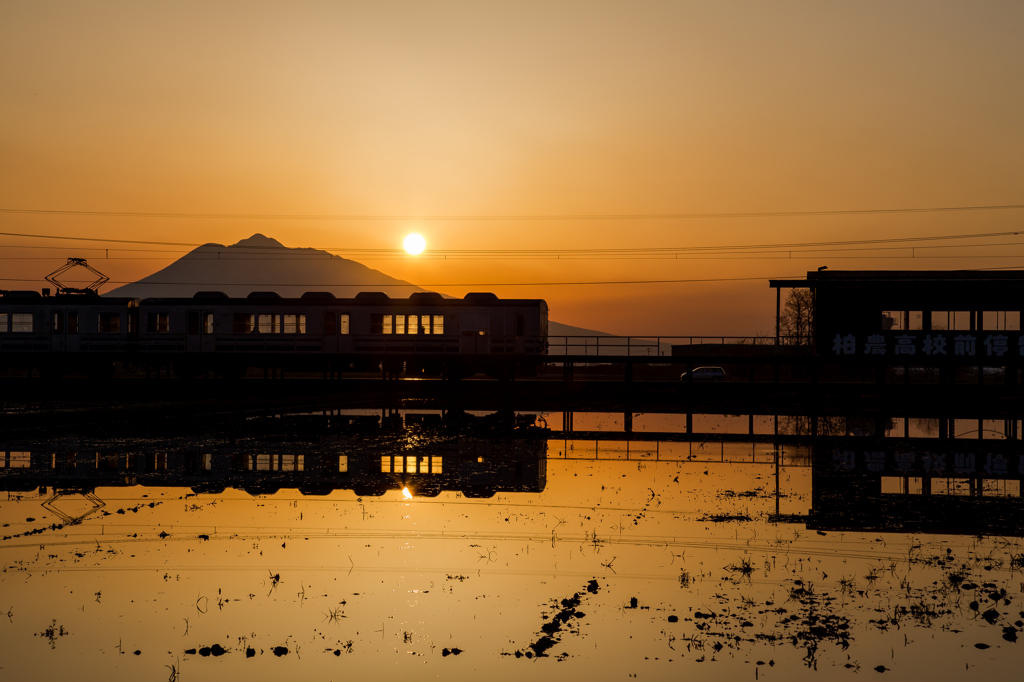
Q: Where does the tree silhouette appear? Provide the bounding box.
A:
[780,289,813,345]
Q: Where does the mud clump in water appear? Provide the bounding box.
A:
[198,644,227,657]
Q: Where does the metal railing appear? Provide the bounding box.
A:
[546,335,809,357]
[1,332,809,357]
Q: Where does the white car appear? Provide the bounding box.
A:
[680,366,726,382]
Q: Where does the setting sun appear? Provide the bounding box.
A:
[403,234,426,255]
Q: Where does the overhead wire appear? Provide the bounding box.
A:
[1,228,1024,258]
[0,275,803,287]
[1,202,1023,221]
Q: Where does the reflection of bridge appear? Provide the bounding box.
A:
[2,403,1022,537]
[6,379,1024,441]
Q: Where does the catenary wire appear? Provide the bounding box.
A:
[1,202,1022,221]
[1,228,1023,257]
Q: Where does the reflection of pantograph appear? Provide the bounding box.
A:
[41,489,106,525]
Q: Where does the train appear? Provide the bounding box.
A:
[0,289,549,379]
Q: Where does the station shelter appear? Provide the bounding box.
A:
[769,270,1024,362]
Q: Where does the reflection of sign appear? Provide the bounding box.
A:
[831,449,1023,477]
[832,333,1015,357]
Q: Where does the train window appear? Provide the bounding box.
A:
[187,311,200,334]
[408,315,418,335]
[371,314,384,334]
[283,314,306,333]
[0,313,6,332]
[12,313,33,333]
[8,452,30,468]
[97,313,119,333]
[281,455,304,472]
[516,314,524,336]
[53,312,64,333]
[233,314,254,333]
[203,313,214,334]
[324,312,336,335]
[340,314,350,335]
[395,314,405,334]
[147,313,170,333]
[383,314,393,334]
[68,311,79,334]
[338,455,348,473]
[258,314,278,333]
[433,315,444,334]
[881,311,903,331]
[982,311,1021,331]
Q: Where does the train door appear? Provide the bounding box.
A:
[66,311,80,352]
[460,312,490,354]
[186,311,200,352]
[323,312,338,354]
[514,314,526,354]
[200,312,215,352]
[50,310,66,352]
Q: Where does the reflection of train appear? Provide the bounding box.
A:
[0,437,547,499]
[0,290,548,378]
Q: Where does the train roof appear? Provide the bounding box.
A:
[0,290,137,304]
[134,291,548,307]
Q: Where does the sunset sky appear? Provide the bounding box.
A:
[1,1,1021,334]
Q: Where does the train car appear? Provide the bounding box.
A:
[136,290,547,378]
[1,287,548,378]
[0,290,138,377]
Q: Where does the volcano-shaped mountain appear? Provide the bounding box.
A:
[103,233,625,348]
[104,234,427,299]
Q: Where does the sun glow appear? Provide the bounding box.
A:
[402,486,413,499]
[403,234,426,255]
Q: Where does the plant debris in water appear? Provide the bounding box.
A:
[36,620,68,649]
[505,579,599,659]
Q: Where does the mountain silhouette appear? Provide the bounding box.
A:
[103,233,626,347]
[104,234,427,299]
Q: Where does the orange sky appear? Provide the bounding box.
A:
[1,1,1022,334]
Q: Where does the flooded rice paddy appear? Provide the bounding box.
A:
[1,408,1022,680]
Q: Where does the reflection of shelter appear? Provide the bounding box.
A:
[810,444,1024,536]
[771,271,1024,363]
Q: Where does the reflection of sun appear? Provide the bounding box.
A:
[403,234,426,255]
[402,486,413,499]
